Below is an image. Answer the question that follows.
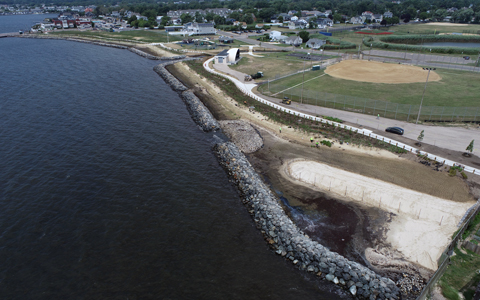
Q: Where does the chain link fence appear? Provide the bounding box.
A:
[259,82,480,123]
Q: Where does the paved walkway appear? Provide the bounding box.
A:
[203,58,480,174]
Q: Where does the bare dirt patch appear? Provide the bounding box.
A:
[325,60,442,84]
[283,160,474,270]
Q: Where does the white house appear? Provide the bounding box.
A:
[350,16,365,24]
[384,11,393,18]
[214,48,241,65]
[284,36,303,46]
[306,38,326,49]
[373,14,383,22]
[269,30,282,39]
[184,22,216,35]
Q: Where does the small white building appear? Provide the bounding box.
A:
[269,30,282,39]
[184,22,216,35]
[214,48,241,65]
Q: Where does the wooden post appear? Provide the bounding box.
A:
[398,202,401,213]
[440,215,444,225]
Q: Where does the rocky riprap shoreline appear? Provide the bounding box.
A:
[153,59,219,132]
[20,34,129,49]
[214,141,400,300]
[128,47,185,60]
[219,120,263,153]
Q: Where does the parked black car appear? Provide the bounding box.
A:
[385,127,404,135]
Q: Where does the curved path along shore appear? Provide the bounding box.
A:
[202,57,480,174]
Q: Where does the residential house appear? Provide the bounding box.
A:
[384,11,393,18]
[275,35,288,42]
[233,21,247,29]
[288,21,304,29]
[284,36,303,46]
[316,18,333,27]
[373,14,383,22]
[325,10,332,16]
[255,23,264,29]
[350,16,365,24]
[111,11,120,18]
[362,11,374,17]
[184,22,216,35]
[291,15,299,21]
[447,7,458,13]
[306,38,326,49]
[288,10,297,16]
[269,30,281,39]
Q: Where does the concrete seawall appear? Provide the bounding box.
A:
[213,141,400,300]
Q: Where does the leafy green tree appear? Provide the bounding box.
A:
[195,11,203,23]
[309,18,317,29]
[278,16,284,23]
[419,12,429,21]
[213,15,224,25]
[229,11,241,21]
[417,130,424,146]
[433,9,447,22]
[205,12,215,22]
[298,30,310,43]
[258,7,275,21]
[160,16,170,26]
[128,15,137,25]
[180,13,193,24]
[241,14,253,24]
[466,140,474,154]
[392,16,400,24]
[333,13,342,23]
[380,19,387,26]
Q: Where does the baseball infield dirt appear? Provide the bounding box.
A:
[325,60,442,84]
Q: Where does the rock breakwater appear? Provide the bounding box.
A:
[213,141,400,300]
[153,59,219,132]
[128,47,186,60]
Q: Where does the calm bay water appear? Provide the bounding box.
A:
[0,16,347,299]
[0,13,57,33]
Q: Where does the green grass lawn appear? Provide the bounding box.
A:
[390,23,480,35]
[230,51,333,80]
[265,66,480,108]
[50,29,184,43]
[439,247,480,300]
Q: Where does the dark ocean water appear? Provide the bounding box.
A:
[0,17,347,300]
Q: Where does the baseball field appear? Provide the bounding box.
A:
[263,60,480,108]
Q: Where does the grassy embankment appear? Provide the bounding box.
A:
[50,29,185,43]
[439,211,480,300]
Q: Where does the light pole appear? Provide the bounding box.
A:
[300,52,310,104]
[416,68,435,125]
[337,37,343,58]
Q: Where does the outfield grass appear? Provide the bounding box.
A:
[265,66,480,107]
[391,23,480,35]
[50,29,184,43]
[230,52,333,80]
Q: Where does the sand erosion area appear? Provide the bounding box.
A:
[283,160,474,271]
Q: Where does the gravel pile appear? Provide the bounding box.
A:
[214,141,400,300]
[219,120,263,153]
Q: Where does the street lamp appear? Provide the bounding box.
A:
[300,52,310,104]
[337,37,343,58]
[416,67,436,125]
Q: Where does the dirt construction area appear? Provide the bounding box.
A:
[325,60,442,84]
